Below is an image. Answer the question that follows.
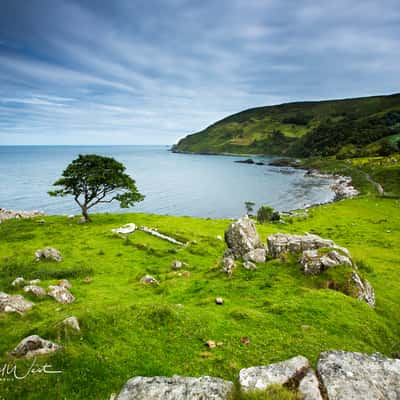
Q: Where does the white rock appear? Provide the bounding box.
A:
[112,223,136,234]
[298,370,323,400]
[62,316,80,331]
[23,285,46,297]
[11,335,61,358]
[48,285,75,304]
[11,277,25,287]
[0,292,34,314]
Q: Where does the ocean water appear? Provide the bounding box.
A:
[0,145,335,219]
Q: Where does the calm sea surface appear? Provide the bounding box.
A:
[0,145,334,219]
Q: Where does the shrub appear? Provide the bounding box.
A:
[257,206,280,223]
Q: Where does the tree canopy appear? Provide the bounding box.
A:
[49,154,144,221]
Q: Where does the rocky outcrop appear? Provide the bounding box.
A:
[351,271,375,307]
[48,285,75,304]
[35,247,62,262]
[0,208,44,223]
[116,376,234,400]
[301,249,352,275]
[330,176,359,200]
[112,223,136,234]
[225,216,263,258]
[317,351,400,400]
[23,285,46,297]
[10,335,61,358]
[239,355,310,392]
[243,248,266,263]
[266,233,335,258]
[0,292,34,314]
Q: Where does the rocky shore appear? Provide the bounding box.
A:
[0,208,44,223]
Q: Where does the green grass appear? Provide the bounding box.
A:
[0,193,400,399]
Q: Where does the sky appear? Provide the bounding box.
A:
[0,0,399,145]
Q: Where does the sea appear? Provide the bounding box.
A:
[0,145,335,219]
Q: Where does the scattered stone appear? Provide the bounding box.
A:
[140,275,159,285]
[301,249,352,275]
[206,340,217,348]
[67,214,75,219]
[224,215,263,258]
[239,355,310,392]
[217,235,222,241]
[351,271,376,307]
[171,260,183,270]
[62,316,80,332]
[10,335,61,358]
[298,369,323,400]
[112,223,136,234]
[240,337,251,345]
[35,247,62,262]
[29,279,41,285]
[317,351,400,400]
[139,226,184,245]
[11,277,25,287]
[243,248,266,263]
[58,279,72,289]
[243,261,257,270]
[78,217,87,224]
[221,256,235,275]
[82,276,93,284]
[0,208,44,223]
[116,376,234,400]
[215,297,224,305]
[23,285,46,297]
[48,285,75,304]
[266,233,335,258]
[0,292,34,314]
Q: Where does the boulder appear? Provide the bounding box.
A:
[351,271,375,307]
[224,216,263,258]
[239,355,310,392]
[172,260,184,270]
[11,335,61,358]
[301,249,352,275]
[140,275,159,285]
[116,376,234,400]
[215,297,224,305]
[266,233,335,258]
[62,316,81,331]
[298,370,323,400]
[35,247,62,262]
[243,261,257,271]
[243,248,267,263]
[23,285,46,297]
[48,285,75,304]
[11,277,25,287]
[112,223,136,234]
[0,292,34,314]
[317,351,400,400]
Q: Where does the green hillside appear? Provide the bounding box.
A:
[173,93,400,157]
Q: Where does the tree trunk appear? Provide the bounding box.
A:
[81,206,91,222]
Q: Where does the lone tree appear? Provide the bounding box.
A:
[49,154,144,222]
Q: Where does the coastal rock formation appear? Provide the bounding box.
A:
[23,285,46,297]
[298,370,323,400]
[116,376,234,400]
[239,355,310,392]
[301,249,352,274]
[11,335,61,358]
[0,292,34,314]
[112,223,136,234]
[331,176,359,200]
[62,316,81,332]
[266,233,335,258]
[35,247,62,262]
[224,215,263,258]
[317,351,400,400]
[48,285,75,304]
[0,208,44,223]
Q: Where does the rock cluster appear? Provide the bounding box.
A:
[35,247,62,262]
[0,292,34,314]
[0,208,44,223]
[10,335,61,358]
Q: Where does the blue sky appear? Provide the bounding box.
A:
[0,0,399,145]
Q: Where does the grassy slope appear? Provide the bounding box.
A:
[0,194,400,399]
[173,93,400,156]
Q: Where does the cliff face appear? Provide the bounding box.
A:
[173,93,400,157]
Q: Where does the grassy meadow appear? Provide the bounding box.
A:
[0,190,399,399]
